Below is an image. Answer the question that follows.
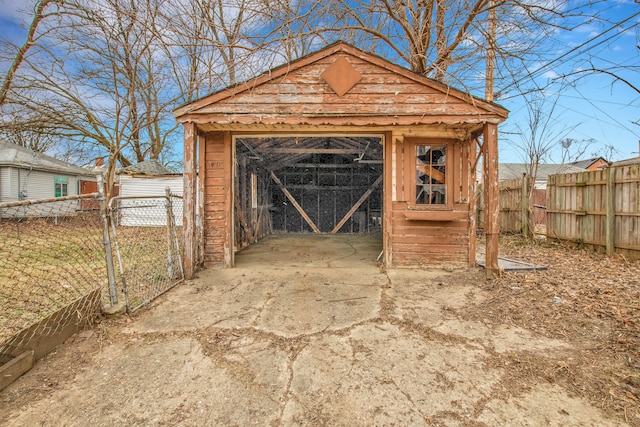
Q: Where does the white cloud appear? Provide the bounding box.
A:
[543,70,559,79]
[0,0,36,23]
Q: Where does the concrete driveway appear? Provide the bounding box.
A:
[0,235,622,426]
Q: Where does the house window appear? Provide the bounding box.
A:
[54,177,68,197]
[415,145,447,205]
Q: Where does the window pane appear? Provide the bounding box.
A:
[416,145,446,205]
[54,182,68,197]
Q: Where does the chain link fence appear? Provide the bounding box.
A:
[0,194,106,364]
[1,187,184,373]
[108,192,184,312]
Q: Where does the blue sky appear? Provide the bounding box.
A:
[496,0,639,162]
[0,0,638,164]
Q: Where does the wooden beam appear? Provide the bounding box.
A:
[224,131,234,267]
[197,132,206,267]
[416,163,446,184]
[483,122,499,277]
[183,122,197,279]
[270,171,321,234]
[264,148,362,154]
[467,140,477,267]
[331,175,383,234]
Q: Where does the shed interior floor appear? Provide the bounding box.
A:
[235,233,382,268]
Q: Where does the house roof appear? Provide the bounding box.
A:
[0,140,96,177]
[499,163,587,181]
[174,41,508,131]
[611,156,640,167]
[118,159,178,176]
[570,157,607,169]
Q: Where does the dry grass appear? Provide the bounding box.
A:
[0,218,106,342]
[469,235,640,425]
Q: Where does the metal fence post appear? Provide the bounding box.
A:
[98,175,119,305]
[166,187,174,280]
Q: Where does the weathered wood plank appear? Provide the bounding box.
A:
[483,123,499,276]
[182,122,197,279]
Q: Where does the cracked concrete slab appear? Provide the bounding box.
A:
[0,235,627,426]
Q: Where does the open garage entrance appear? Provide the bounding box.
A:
[176,42,507,275]
[233,135,383,252]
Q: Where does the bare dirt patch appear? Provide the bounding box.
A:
[1,234,638,426]
[466,235,640,424]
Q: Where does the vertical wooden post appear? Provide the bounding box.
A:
[483,122,499,277]
[223,131,234,267]
[468,140,477,267]
[183,122,197,279]
[197,132,206,267]
[383,132,395,266]
[605,165,616,256]
[521,173,529,237]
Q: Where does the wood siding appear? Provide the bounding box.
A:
[203,131,233,266]
[197,55,473,117]
[176,43,508,129]
[388,139,472,267]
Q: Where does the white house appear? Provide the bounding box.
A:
[0,141,98,216]
[116,159,183,227]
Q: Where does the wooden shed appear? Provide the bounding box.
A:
[174,42,508,277]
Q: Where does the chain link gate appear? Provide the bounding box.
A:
[107,189,184,312]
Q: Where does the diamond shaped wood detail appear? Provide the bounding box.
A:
[321,57,362,97]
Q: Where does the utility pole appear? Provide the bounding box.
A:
[485,0,496,101]
[484,0,500,276]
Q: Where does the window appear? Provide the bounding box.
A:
[54,176,68,197]
[415,145,446,206]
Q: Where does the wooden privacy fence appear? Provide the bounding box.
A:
[546,164,640,259]
[477,175,541,234]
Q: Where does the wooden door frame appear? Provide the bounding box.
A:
[230,131,386,265]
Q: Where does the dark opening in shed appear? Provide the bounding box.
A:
[234,136,382,247]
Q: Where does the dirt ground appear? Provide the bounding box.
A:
[1,234,638,426]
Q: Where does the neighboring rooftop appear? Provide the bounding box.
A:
[0,140,95,177]
[570,157,607,170]
[118,158,178,176]
[611,156,640,167]
[499,163,587,182]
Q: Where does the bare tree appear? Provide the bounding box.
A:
[0,0,181,192]
[312,0,568,91]
[559,137,595,164]
[0,0,66,106]
[255,0,328,63]
[508,91,578,236]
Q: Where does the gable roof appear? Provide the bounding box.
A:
[499,163,587,182]
[174,42,508,129]
[118,159,178,176]
[0,140,95,177]
[570,157,607,169]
